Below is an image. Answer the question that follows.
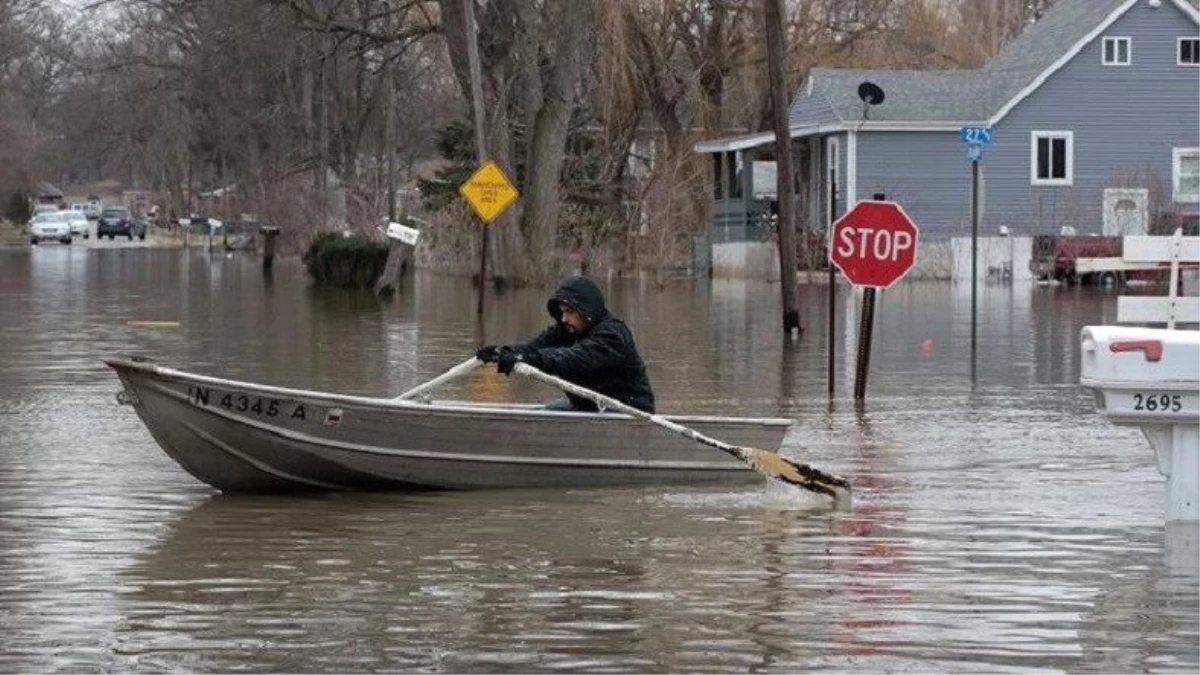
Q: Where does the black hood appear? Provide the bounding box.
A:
[547,275,608,324]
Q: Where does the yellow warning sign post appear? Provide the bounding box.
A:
[459,160,519,224]
[460,160,519,317]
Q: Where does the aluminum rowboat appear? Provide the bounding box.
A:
[106,356,792,493]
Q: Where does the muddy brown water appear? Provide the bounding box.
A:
[0,246,1195,672]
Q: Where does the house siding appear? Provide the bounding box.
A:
[857,1,1198,241]
[985,1,1199,235]
[856,132,972,240]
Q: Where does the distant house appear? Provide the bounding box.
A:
[696,0,1200,276]
[34,182,64,205]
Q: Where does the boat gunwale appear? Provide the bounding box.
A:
[104,356,794,428]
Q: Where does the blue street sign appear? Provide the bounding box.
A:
[958,126,994,146]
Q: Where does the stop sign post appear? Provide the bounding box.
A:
[828,198,920,401]
[829,200,919,288]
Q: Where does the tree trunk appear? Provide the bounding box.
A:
[516,0,596,284]
[765,0,801,335]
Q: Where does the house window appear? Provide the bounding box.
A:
[1179,38,1200,65]
[1102,37,1130,65]
[1174,148,1200,202]
[1031,132,1073,186]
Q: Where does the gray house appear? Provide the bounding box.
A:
[696,0,1200,277]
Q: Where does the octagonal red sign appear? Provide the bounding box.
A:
[829,200,920,288]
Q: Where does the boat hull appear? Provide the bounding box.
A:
[106,357,793,493]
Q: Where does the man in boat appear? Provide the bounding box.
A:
[477,275,656,413]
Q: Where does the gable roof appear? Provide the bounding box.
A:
[698,0,1198,152]
[792,0,1134,126]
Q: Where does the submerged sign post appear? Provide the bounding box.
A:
[460,160,519,316]
[829,198,920,402]
[959,126,993,380]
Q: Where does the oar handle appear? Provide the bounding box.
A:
[515,362,722,444]
[513,362,851,500]
[395,357,482,401]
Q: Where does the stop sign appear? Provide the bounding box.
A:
[829,200,920,288]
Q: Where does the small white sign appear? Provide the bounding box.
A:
[386,222,420,245]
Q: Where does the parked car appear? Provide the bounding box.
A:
[70,202,103,220]
[97,206,145,240]
[63,209,90,239]
[28,212,73,245]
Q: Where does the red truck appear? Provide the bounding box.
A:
[1030,235,1124,284]
[1031,211,1199,285]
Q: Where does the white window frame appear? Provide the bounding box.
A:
[1030,131,1074,186]
[825,135,840,227]
[1102,36,1131,66]
[1178,37,1200,66]
[1172,147,1200,203]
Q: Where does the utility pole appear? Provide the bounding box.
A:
[463,0,489,316]
[765,0,801,336]
[384,15,397,223]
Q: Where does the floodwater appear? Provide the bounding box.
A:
[0,245,1195,673]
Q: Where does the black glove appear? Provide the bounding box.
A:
[476,345,502,363]
[497,350,542,376]
[496,350,522,376]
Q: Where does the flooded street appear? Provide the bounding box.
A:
[1,245,1195,673]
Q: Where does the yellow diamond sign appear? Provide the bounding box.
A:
[459,160,519,224]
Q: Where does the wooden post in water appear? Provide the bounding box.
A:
[260,225,280,274]
[376,221,419,297]
[765,0,801,336]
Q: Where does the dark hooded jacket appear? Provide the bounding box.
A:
[511,276,655,413]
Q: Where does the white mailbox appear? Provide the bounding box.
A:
[1081,325,1200,522]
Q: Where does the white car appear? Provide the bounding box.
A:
[29,212,73,245]
[62,209,90,239]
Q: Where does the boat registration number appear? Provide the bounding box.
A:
[188,386,312,422]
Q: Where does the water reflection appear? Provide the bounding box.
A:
[0,247,1195,672]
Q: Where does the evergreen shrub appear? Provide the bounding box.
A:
[304,232,389,288]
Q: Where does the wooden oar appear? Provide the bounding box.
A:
[513,362,851,502]
[395,357,482,401]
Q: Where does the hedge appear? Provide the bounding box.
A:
[304,232,390,288]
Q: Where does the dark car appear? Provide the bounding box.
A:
[97,206,146,240]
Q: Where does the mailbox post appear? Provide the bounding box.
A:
[1080,229,1200,524]
[1082,326,1200,522]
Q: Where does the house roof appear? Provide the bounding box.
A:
[34,182,63,199]
[793,0,1130,125]
[698,0,1200,153]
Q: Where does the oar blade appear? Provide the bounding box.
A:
[745,448,852,504]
